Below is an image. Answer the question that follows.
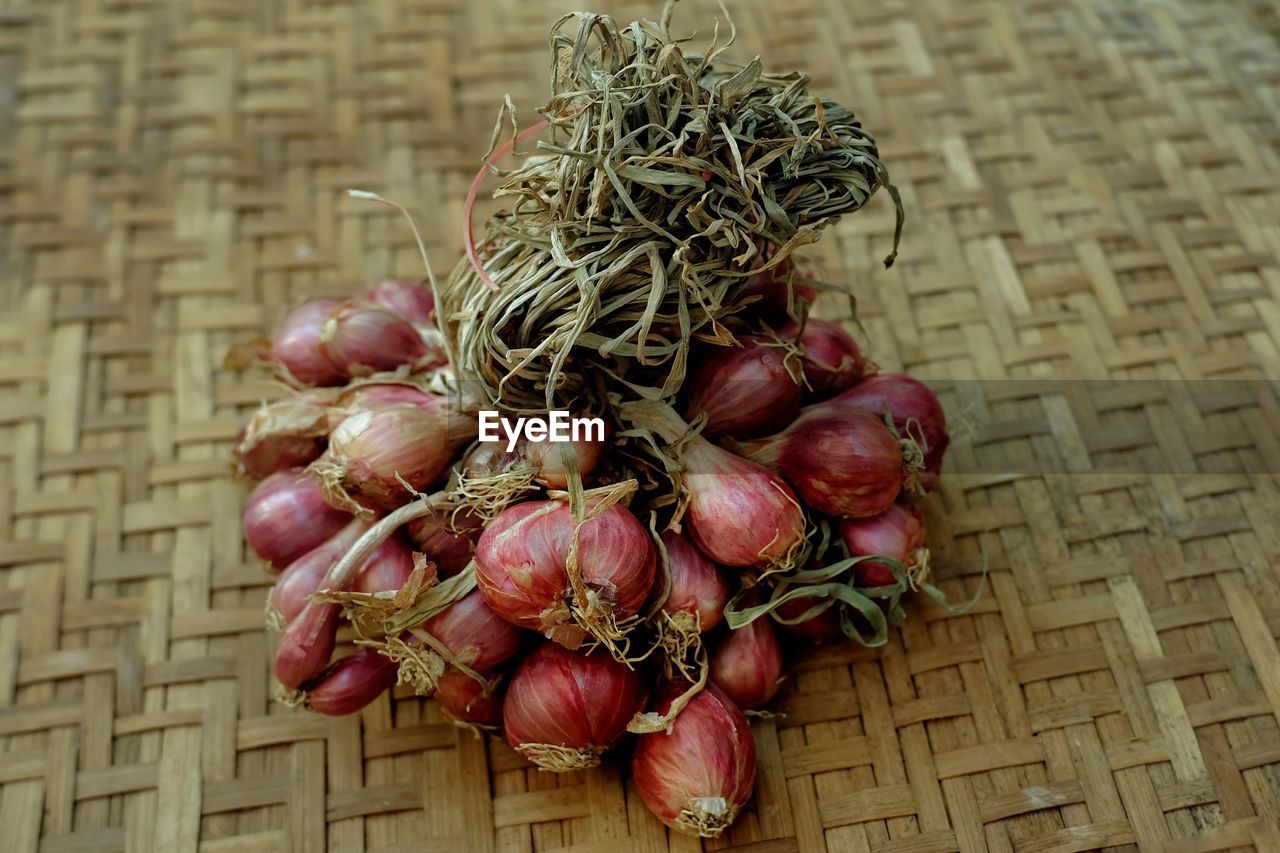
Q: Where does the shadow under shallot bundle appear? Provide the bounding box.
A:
[233,2,980,841]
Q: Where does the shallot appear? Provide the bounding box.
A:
[685,337,801,439]
[780,318,866,396]
[475,497,655,646]
[305,648,398,716]
[314,404,454,513]
[503,642,647,771]
[272,300,343,386]
[709,619,784,709]
[835,373,948,481]
[436,669,504,727]
[243,468,349,569]
[838,502,928,588]
[625,401,805,569]
[319,302,440,377]
[236,390,332,479]
[741,402,903,519]
[631,684,757,837]
[659,530,730,633]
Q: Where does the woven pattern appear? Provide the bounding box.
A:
[3,0,1280,850]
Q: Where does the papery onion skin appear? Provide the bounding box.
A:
[503,643,647,768]
[835,373,949,481]
[683,440,806,569]
[745,403,902,520]
[660,530,730,631]
[305,648,398,716]
[272,300,343,386]
[475,499,656,638]
[406,511,479,577]
[421,589,525,673]
[362,279,435,328]
[236,391,332,480]
[352,533,417,594]
[838,502,927,588]
[710,618,785,709]
[631,683,757,837]
[774,594,843,643]
[271,519,370,623]
[275,601,340,689]
[316,405,452,513]
[686,337,801,439]
[436,669,504,726]
[780,319,866,397]
[244,468,349,569]
[319,302,438,377]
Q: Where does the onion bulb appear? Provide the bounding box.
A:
[835,373,948,482]
[313,405,453,513]
[631,684,757,837]
[271,300,343,386]
[475,498,655,646]
[625,401,805,569]
[741,402,903,519]
[361,278,436,328]
[406,510,479,577]
[709,619,785,709]
[685,337,801,439]
[269,519,368,624]
[779,318,866,397]
[305,648,397,716]
[838,502,928,588]
[660,530,730,631]
[243,468,349,569]
[319,302,441,377]
[503,642,647,771]
[436,669,504,727]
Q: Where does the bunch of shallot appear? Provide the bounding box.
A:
[235,268,965,840]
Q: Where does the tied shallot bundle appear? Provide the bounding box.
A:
[232,3,979,840]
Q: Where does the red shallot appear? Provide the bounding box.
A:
[274,600,340,690]
[361,278,436,328]
[522,427,606,489]
[269,519,369,624]
[436,669,504,727]
[503,642,647,771]
[685,337,801,439]
[838,502,928,588]
[659,529,730,633]
[319,302,441,377]
[243,468,349,569]
[780,318,867,396]
[475,496,655,646]
[835,373,948,481]
[406,511,479,576]
[351,533,417,594]
[631,683,757,837]
[741,402,903,519]
[272,300,343,386]
[626,401,805,569]
[305,648,398,716]
[314,404,453,513]
[709,619,784,709]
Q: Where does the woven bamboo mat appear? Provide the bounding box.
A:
[3,0,1280,850]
